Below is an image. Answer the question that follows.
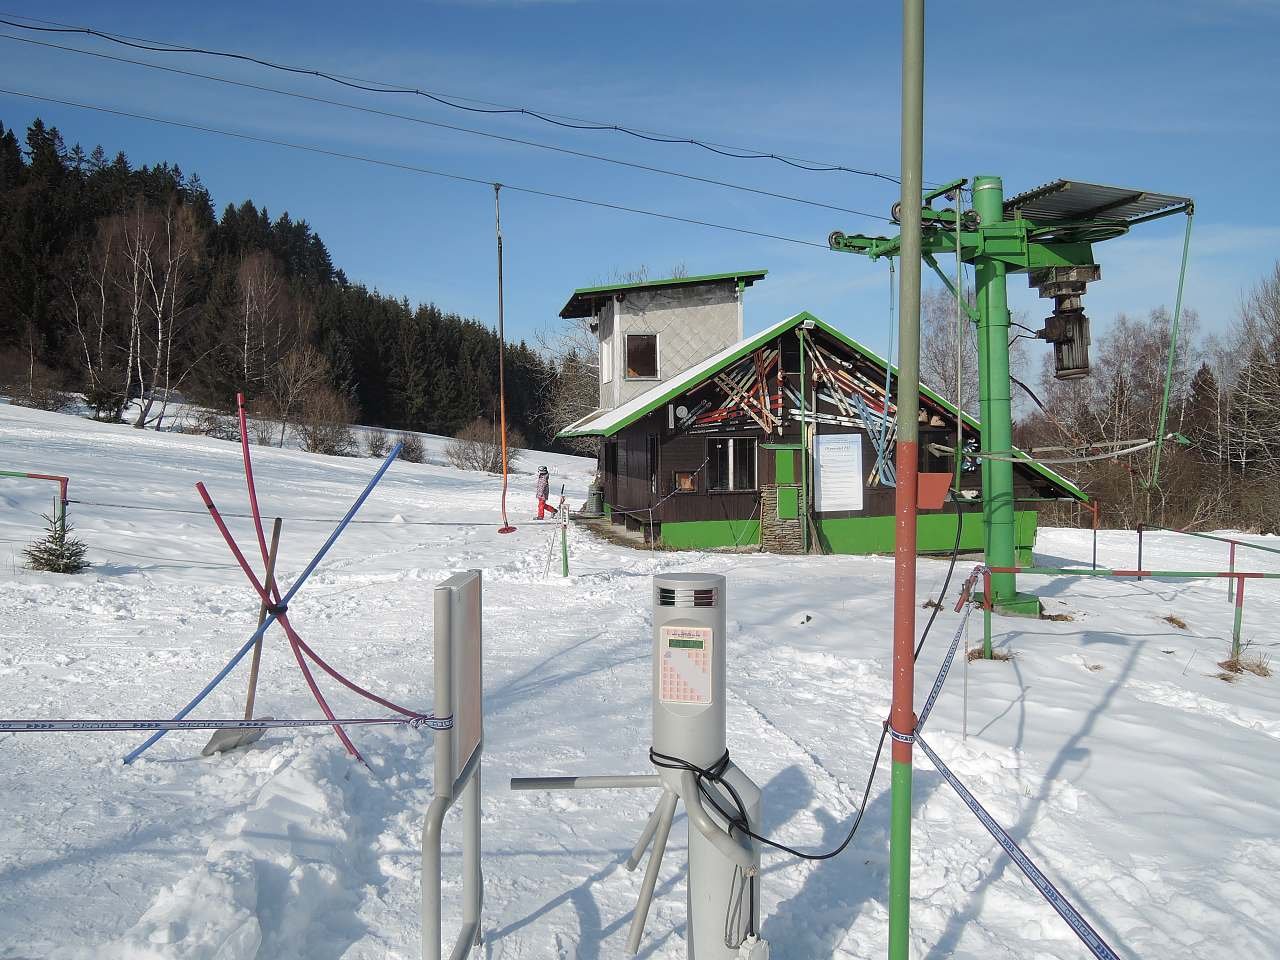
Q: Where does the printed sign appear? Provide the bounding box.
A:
[814,433,864,512]
[660,625,713,704]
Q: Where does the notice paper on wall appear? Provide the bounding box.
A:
[814,433,864,512]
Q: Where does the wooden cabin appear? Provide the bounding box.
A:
[558,275,1086,557]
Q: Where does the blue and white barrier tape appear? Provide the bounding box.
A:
[915,734,1120,960]
[915,597,974,733]
[3,715,452,734]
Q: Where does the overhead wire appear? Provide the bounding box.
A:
[0,32,890,220]
[0,87,836,249]
[0,13,903,182]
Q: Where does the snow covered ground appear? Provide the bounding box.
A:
[1,400,1277,960]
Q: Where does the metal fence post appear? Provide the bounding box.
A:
[422,571,483,960]
[1232,576,1245,661]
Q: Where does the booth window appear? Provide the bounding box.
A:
[707,437,757,491]
[674,470,699,493]
[626,334,659,379]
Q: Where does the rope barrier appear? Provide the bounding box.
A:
[1,715,452,733]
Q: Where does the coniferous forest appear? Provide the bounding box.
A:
[0,116,557,447]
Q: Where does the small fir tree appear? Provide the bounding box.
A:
[24,513,89,574]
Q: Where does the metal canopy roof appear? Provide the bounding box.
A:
[1004,180,1192,227]
[559,269,766,319]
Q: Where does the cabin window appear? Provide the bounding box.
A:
[626,334,659,379]
[601,333,613,384]
[707,437,757,492]
[674,470,699,493]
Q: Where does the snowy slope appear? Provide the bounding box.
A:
[1,401,1277,960]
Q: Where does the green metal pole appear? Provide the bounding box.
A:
[798,329,809,555]
[560,512,569,577]
[971,176,1022,612]
[888,1,924,957]
[1231,576,1244,661]
[1149,210,1195,489]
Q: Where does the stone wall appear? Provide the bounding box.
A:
[760,484,804,554]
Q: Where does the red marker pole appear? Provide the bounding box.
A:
[887,2,924,957]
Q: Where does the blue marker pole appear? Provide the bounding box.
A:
[123,445,402,763]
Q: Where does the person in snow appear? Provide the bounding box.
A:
[535,465,558,519]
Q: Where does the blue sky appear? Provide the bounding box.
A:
[2,1,1278,358]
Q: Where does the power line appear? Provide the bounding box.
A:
[0,87,835,249]
[0,13,902,183]
[0,32,891,221]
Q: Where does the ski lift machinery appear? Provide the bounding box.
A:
[831,177,1194,613]
[512,573,769,958]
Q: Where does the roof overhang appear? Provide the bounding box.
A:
[559,269,767,319]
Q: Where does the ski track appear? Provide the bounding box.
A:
[2,403,1279,959]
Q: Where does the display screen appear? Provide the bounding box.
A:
[669,638,704,649]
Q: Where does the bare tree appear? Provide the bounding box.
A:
[446,418,526,473]
[236,251,286,390]
[534,317,599,453]
[295,386,357,456]
[135,200,202,428]
[267,343,329,446]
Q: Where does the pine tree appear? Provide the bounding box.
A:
[23,513,89,574]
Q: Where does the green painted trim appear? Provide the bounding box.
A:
[659,519,761,550]
[558,310,1087,504]
[760,443,803,450]
[654,508,1038,556]
[774,449,796,485]
[777,486,799,519]
[812,509,1036,556]
[560,269,767,318]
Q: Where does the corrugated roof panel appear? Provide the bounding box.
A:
[1005,180,1191,226]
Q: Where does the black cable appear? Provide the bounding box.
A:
[0,14,902,182]
[1009,321,1040,336]
[914,492,965,661]
[1010,375,1050,415]
[0,33,891,221]
[0,87,835,250]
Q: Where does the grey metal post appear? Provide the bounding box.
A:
[627,798,667,871]
[509,572,766,957]
[422,571,484,960]
[652,573,763,957]
[625,789,678,954]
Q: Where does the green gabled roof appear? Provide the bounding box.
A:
[559,269,767,319]
[558,310,1088,502]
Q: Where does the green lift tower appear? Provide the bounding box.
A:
[831,177,1193,615]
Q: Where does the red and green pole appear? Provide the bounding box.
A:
[1,470,69,530]
[888,1,924,957]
